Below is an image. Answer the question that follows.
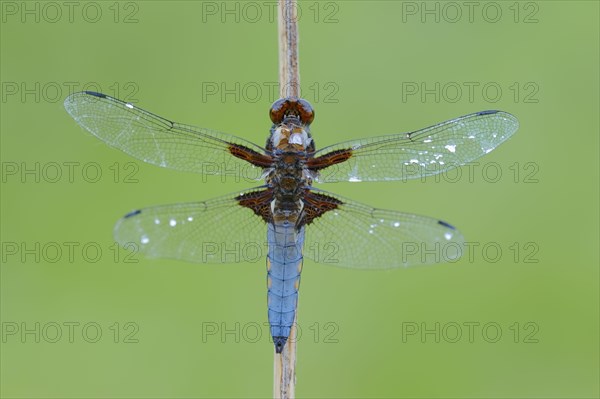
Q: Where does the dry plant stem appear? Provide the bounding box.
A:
[278,0,300,98]
[274,2,300,398]
[273,313,298,398]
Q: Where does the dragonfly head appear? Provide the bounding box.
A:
[269,97,315,125]
[268,98,315,152]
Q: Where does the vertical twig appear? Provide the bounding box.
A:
[273,313,298,398]
[278,0,300,99]
[274,1,300,398]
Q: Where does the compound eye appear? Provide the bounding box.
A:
[269,97,315,125]
[269,98,288,123]
[297,99,315,125]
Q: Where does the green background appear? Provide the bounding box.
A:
[1,1,598,397]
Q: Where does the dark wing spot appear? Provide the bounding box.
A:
[236,189,273,224]
[302,191,343,226]
[84,91,107,98]
[228,144,273,168]
[306,149,353,171]
[437,220,456,230]
[477,110,499,116]
[124,209,142,218]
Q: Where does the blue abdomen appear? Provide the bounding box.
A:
[266,222,304,353]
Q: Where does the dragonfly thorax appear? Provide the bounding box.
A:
[267,153,309,196]
[269,125,313,152]
[267,97,315,153]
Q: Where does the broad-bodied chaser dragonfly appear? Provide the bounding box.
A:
[64,91,518,353]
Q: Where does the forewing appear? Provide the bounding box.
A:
[310,111,518,183]
[64,91,272,177]
[302,189,464,268]
[114,188,271,264]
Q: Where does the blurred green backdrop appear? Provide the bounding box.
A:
[1,1,598,397]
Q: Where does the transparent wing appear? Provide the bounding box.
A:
[64,91,270,177]
[114,188,269,264]
[312,110,518,183]
[303,189,464,268]
[115,186,463,268]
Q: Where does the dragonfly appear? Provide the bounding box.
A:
[64,91,518,353]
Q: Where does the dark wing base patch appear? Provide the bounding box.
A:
[306,149,353,171]
[302,191,343,225]
[236,189,274,223]
[228,144,274,168]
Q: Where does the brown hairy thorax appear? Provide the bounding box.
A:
[267,97,315,153]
